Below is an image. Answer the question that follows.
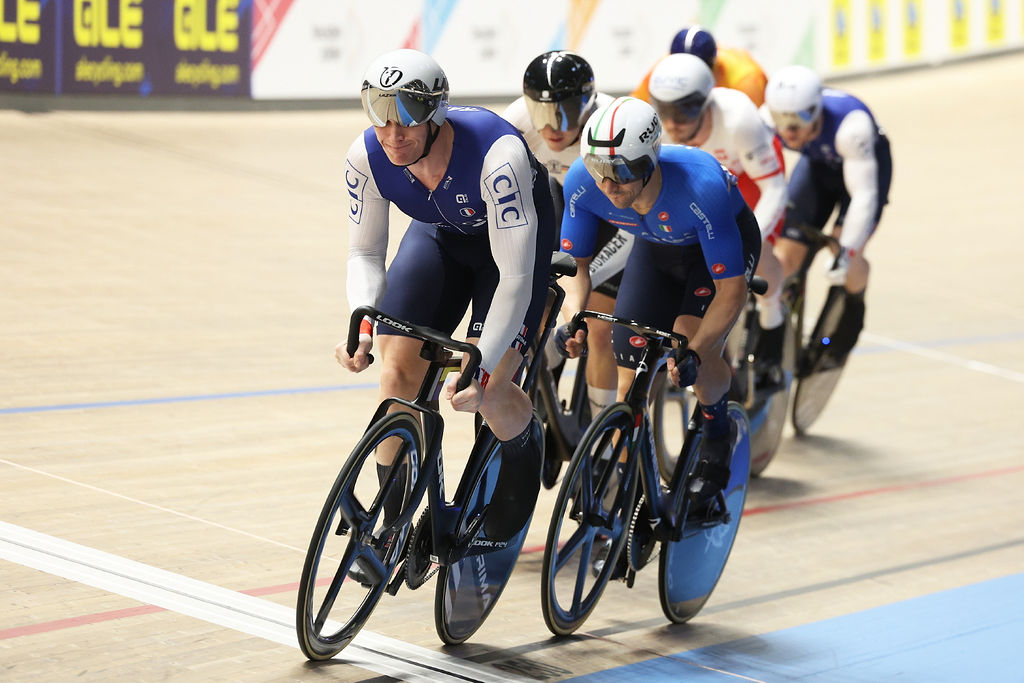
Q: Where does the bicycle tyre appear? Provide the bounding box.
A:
[434,436,530,645]
[792,286,847,435]
[296,411,421,660]
[649,370,694,483]
[541,402,637,636]
[658,402,750,624]
[748,311,796,476]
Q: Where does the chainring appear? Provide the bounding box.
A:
[404,508,438,589]
[626,495,660,573]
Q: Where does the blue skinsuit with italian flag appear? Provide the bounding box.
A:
[559,144,761,364]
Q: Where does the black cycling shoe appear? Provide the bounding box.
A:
[687,432,732,507]
[483,417,543,543]
[348,540,391,587]
[753,322,786,391]
[590,535,628,580]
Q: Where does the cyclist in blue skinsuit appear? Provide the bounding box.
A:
[558,96,760,505]
[763,65,893,362]
[337,49,555,544]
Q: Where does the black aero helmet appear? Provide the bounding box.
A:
[522,50,596,132]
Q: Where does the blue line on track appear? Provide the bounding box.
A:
[0,384,379,415]
[568,572,1024,682]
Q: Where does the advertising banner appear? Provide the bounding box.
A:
[59,0,251,95]
[0,0,57,93]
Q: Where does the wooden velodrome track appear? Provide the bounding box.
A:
[3,53,1023,682]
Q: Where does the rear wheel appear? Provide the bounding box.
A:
[541,403,637,636]
[296,412,420,660]
[659,403,750,624]
[793,286,848,434]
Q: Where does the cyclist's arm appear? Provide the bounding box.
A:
[732,101,787,240]
[344,136,390,313]
[476,134,542,384]
[835,109,880,254]
[557,169,602,321]
[690,273,748,361]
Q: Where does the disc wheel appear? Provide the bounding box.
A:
[541,403,637,636]
[296,411,420,660]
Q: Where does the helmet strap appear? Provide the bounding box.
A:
[402,121,442,167]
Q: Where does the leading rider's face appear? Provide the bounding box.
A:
[374,121,429,166]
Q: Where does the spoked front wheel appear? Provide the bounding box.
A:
[435,435,530,645]
[659,402,750,624]
[541,403,637,636]
[296,412,421,660]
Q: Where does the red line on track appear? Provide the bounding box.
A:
[6,463,1023,641]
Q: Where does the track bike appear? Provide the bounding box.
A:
[296,255,576,660]
[782,224,852,435]
[532,332,591,490]
[540,311,751,635]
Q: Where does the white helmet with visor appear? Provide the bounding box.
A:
[580,97,661,184]
[361,49,449,127]
[765,64,823,130]
[648,53,714,125]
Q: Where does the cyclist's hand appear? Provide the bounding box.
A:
[554,322,588,359]
[667,348,701,388]
[824,248,852,286]
[443,373,485,413]
[335,335,372,372]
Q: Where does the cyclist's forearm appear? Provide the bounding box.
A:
[690,276,747,359]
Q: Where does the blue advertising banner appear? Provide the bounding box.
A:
[60,0,252,96]
[0,0,57,93]
[0,0,252,95]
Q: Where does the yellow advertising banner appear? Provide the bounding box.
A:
[833,0,852,67]
[869,0,887,62]
[904,0,923,57]
[986,0,1005,44]
[951,0,970,50]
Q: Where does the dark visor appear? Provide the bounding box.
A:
[582,153,654,184]
[362,82,445,127]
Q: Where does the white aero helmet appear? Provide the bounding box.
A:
[765,64,823,129]
[361,48,449,127]
[648,53,714,123]
[581,97,661,184]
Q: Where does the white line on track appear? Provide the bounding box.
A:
[862,331,1024,383]
[0,522,526,683]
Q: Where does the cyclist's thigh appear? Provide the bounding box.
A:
[378,221,473,337]
[465,178,556,351]
[779,157,842,245]
[612,240,704,368]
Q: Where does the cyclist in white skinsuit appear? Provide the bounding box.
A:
[503,50,629,415]
[647,53,789,382]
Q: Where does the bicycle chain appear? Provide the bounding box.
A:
[626,495,660,573]
[404,508,439,589]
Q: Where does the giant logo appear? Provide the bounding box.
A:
[485,163,527,229]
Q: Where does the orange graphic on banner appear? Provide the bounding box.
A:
[568,0,600,51]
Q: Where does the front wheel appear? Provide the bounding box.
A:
[659,402,750,624]
[434,436,530,645]
[541,403,637,636]
[295,411,421,660]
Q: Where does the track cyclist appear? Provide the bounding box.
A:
[558,96,761,506]
[646,53,788,382]
[503,50,625,417]
[632,25,769,107]
[336,48,555,546]
[763,65,893,363]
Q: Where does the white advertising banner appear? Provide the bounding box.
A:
[251,0,1023,100]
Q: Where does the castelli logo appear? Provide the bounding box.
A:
[561,238,574,250]
[695,287,712,297]
[629,336,647,348]
[658,211,669,221]
[712,263,726,274]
